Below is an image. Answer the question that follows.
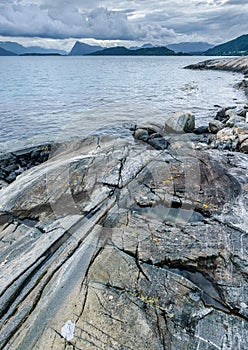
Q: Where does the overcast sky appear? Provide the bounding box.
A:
[0,0,247,51]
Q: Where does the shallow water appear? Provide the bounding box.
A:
[0,55,246,152]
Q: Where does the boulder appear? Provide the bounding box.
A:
[225,116,245,128]
[137,123,164,135]
[147,136,169,150]
[214,107,234,122]
[193,125,209,134]
[240,139,248,153]
[216,127,237,142]
[165,111,195,133]
[208,120,223,133]
[134,128,149,141]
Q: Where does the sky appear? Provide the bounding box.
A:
[0,0,248,51]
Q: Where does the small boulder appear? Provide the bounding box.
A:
[216,127,237,142]
[238,134,248,144]
[225,109,238,119]
[165,111,195,133]
[148,137,169,150]
[234,124,248,135]
[208,120,223,134]
[193,126,209,134]
[138,123,164,135]
[134,128,149,141]
[225,116,246,128]
[214,107,234,122]
[240,139,248,153]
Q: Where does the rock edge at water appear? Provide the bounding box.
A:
[0,57,248,349]
[0,109,248,349]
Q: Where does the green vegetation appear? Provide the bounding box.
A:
[205,34,248,56]
[88,46,186,56]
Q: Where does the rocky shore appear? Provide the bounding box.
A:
[0,144,51,188]
[185,56,248,75]
[0,58,248,349]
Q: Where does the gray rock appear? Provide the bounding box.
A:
[216,127,237,142]
[209,120,223,133]
[0,129,248,349]
[134,128,149,141]
[147,136,169,150]
[225,115,245,128]
[240,139,248,153]
[193,125,209,134]
[138,123,164,135]
[0,144,51,183]
[165,111,195,133]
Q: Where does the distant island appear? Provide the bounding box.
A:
[19,53,62,56]
[87,46,184,56]
[0,34,248,57]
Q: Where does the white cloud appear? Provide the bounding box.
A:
[0,3,177,42]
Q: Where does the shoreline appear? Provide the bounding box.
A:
[0,57,248,349]
[0,57,248,189]
[185,56,248,75]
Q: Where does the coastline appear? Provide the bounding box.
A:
[0,57,248,349]
[1,55,248,189]
[185,56,248,75]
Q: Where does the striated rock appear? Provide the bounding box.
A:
[185,57,248,74]
[165,111,195,133]
[0,126,248,349]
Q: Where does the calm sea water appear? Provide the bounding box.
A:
[0,56,247,152]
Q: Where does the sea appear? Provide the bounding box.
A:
[0,55,247,153]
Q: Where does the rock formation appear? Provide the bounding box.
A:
[0,108,248,349]
[185,56,248,74]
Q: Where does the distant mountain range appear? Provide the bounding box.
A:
[0,34,248,57]
[204,34,248,56]
[167,42,214,53]
[0,41,67,55]
[0,46,17,56]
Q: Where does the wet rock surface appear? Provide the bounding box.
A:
[0,117,248,349]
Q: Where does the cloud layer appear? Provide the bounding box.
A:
[0,0,248,44]
[0,3,176,42]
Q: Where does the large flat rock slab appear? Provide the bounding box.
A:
[0,128,248,349]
